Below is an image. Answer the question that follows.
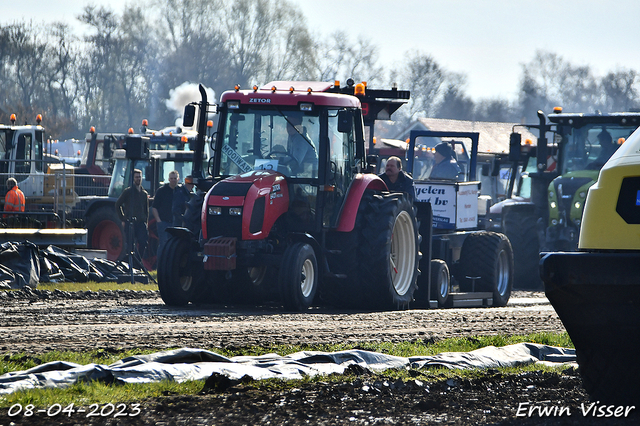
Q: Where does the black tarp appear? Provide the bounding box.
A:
[0,242,144,288]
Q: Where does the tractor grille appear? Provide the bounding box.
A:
[554,177,592,215]
[207,213,242,239]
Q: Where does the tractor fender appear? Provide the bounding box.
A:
[336,174,388,232]
[167,226,195,240]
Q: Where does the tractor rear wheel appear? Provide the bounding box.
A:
[279,242,318,311]
[86,208,124,261]
[458,232,513,307]
[157,235,206,306]
[503,205,541,289]
[356,193,420,310]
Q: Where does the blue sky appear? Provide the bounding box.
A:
[5,0,640,101]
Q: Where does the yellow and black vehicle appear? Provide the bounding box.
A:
[541,124,640,405]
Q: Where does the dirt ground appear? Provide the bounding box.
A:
[0,289,637,425]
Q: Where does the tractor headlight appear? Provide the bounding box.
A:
[574,202,581,210]
[229,207,242,216]
[209,206,222,215]
[550,201,557,209]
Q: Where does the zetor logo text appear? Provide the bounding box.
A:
[249,98,271,103]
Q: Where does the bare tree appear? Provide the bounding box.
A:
[393,51,446,120]
[600,69,639,112]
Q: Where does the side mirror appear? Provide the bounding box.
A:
[183,105,196,127]
[509,133,521,162]
[337,110,353,133]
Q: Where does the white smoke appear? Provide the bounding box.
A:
[165,82,216,128]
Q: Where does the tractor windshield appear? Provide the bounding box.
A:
[560,124,636,174]
[219,108,319,179]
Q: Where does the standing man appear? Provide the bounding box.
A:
[115,169,149,257]
[4,178,25,217]
[379,156,415,203]
[152,170,179,259]
[172,175,195,227]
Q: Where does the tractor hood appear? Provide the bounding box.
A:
[203,170,289,240]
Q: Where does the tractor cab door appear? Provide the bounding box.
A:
[10,129,45,198]
[322,108,361,228]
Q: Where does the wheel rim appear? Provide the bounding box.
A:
[438,267,450,298]
[300,258,315,298]
[390,210,416,296]
[496,248,510,296]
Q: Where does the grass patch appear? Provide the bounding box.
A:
[0,332,574,408]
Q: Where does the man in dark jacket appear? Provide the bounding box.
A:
[172,175,195,227]
[152,171,179,259]
[115,169,149,256]
[379,156,414,202]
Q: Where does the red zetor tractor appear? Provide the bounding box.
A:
[157,81,419,311]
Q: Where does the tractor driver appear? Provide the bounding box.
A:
[429,142,461,180]
[587,129,619,170]
[379,156,415,203]
[285,116,317,176]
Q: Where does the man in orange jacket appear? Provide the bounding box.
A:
[4,178,25,217]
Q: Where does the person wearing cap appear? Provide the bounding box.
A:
[4,177,25,218]
[429,142,461,180]
[379,156,415,203]
[172,175,195,227]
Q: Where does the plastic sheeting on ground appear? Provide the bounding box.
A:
[0,242,144,289]
[0,343,576,395]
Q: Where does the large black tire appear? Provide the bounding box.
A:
[86,207,125,261]
[356,193,421,310]
[430,259,451,308]
[157,235,206,306]
[458,232,513,307]
[502,205,541,290]
[279,242,318,311]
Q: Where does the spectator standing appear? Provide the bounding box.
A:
[172,175,195,227]
[152,170,179,259]
[115,169,149,256]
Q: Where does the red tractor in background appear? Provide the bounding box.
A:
[157,80,421,311]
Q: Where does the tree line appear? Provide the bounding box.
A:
[1,0,639,140]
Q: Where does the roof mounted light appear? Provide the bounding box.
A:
[228,100,240,109]
[553,106,563,113]
[36,114,42,124]
[299,103,313,112]
[207,120,214,128]
[90,126,95,134]
[307,87,313,94]
[334,80,340,88]
[354,83,366,96]
[234,84,241,92]
[142,119,148,126]
[253,85,258,92]
[10,114,16,124]
[128,128,134,134]
[289,86,295,93]
[271,86,277,93]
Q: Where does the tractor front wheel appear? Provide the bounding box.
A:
[157,235,205,306]
[279,242,318,311]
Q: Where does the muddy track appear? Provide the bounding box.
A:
[1,290,562,354]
